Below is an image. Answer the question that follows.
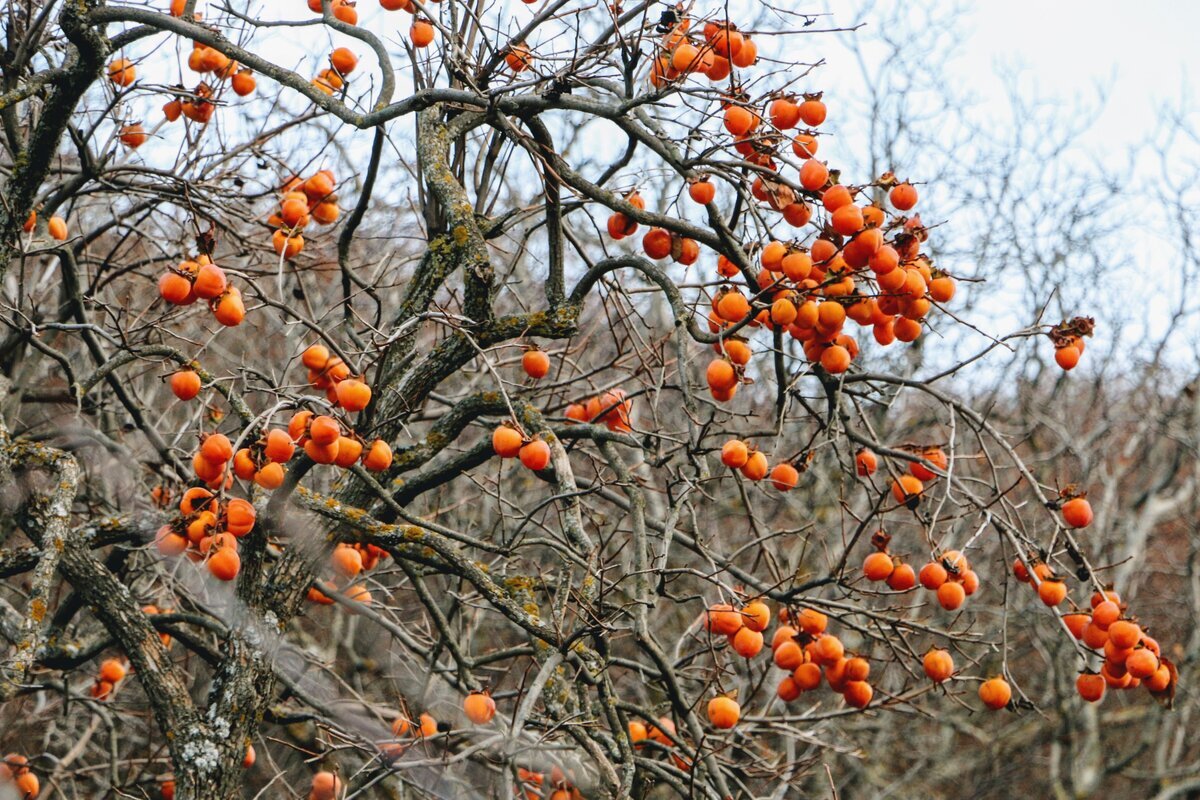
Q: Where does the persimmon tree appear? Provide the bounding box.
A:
[0,1,1188,798]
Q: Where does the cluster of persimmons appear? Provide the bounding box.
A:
[41,2,1162,796]
[155,340,392,585]
[269,170,342,260]
[482,6,1167,742]
[0,754,40,799]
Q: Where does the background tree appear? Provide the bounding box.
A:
[0,1,1196,798]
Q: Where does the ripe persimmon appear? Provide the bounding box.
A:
[812,633,844,664]
[820,344,851,374]
[287,410,313,444]
[47,216,68,241]
[799,158,829,191]
[648,716,676,746]
[99,658,127,684]
[119,123,147,148]
[960,569,980,596]
[303,172,335,201]
[519,439,552,471]
[410,19,435,47]
[923,648,954,683]
[723,338,751,365]
[332,544,363,578]
[1038,578,1067,607]
[706,358,738,392]
[335,378,372,412]
[1091,600,1120,629]
[741,600,770,632]
[771,623,798,650]
[770,462,799,491]
[929,275,956,302]
[831,204,864,236]
[842,657,869,683]
[1063,612,1090,639]
[272,230,304,258]
[331,0,357,23]
[330,47,358,75]
[720,440,749,469]
[889,182,918,210]
[642,227,672,259]
[843,680,873,708]
[304,438,340,465]
[1061,497,1093,528]
[200,433,233,464]
[344,584,372,607]
[311,201,339,224]
[688,178,716,204]
[1125,648,1158,679]
[937,580,966,610]
[108,58,136,86]
[328,438,360,470]
[522,348,550,379]
[783,201,812,226]
[170,370,202,400]
[308,415,340,446]
[159,272,194,305]
[362,439,392,471]
[492,424,524,458]
[891,475,924,508]
[263,429,295,463]
[715,290,751,322]
[14,771,38,797]
[723,105,755,136]
[793,661,822,691]
[769,97,800,129]
[777,675,803,702]
[212,288,245,326]
[780,250,813,282]
[855,449,877,476]
[771,640,804,671]
[886,562,917,591]
[863,551,894,582]
[192,262,228,300]
[1076,672,1105,703]
[706,695,740,729]
[1107,620,1140,650]
[223,455,248,489]
[1145,664,1171,691]
[740,450,769,480]
[731,37,758,67]
[730,626,763,658]
[464,691,496,724]
[225,498,256,536]
[1082,622,1109,649]
[706,604,743,636]
[979,677,1011,710]
[909,447,948,481]
[207,546,241,581]
[505,43,532,72]
[310,771,343,800]
[255,461,285,489]
[1055,345,1081,370]
[798,97,826,126]
[231,69,256,96]
[707,25,743,58]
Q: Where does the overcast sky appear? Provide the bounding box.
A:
[812,0,1199,155]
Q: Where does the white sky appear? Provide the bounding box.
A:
[814,0,1200,153]
[965,1,1199,149]
[114,1,1200,367]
